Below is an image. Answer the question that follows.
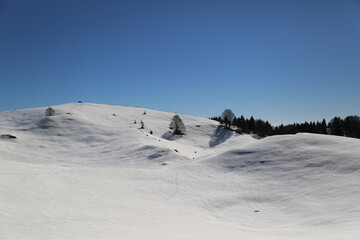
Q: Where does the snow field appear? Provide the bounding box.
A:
[1,102,359,239]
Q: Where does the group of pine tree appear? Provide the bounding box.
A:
[211,109,360,139]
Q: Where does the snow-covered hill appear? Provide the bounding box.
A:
[0,102,359,240]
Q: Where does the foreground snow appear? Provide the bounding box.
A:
[0,103,359,239]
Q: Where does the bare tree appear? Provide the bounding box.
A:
[221,109,235,128]
[45,107,55,116]
[170,115,186,135]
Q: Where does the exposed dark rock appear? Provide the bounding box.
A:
[1,134,16,139]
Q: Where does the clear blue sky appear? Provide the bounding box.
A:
[1,0,359,125]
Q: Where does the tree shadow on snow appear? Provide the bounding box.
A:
[33,116,74,130]
[161,131,176,141]
[161,131,184,141]
[209,125,233,147]
[36,117,57,129]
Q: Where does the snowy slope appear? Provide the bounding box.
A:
[0,102,359,240]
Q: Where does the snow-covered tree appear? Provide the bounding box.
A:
[170,115,186,135]
[45,107,55,116]
[221,109,235,128]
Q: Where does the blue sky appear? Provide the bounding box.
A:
[1,0,359,125]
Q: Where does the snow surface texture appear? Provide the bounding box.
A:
[0,102,359,240]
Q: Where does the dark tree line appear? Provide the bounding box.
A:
[211,113,360,139]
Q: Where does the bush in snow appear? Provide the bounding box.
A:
[170,115,186,135]
[45,107,55,116]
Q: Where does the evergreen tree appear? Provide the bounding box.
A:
[248,116,255,131]
[320,119,327,134]
[343,116,360,138]
[240,115,247,130]
[329,117,343,136]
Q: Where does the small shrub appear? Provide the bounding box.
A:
[140,120,144,129]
